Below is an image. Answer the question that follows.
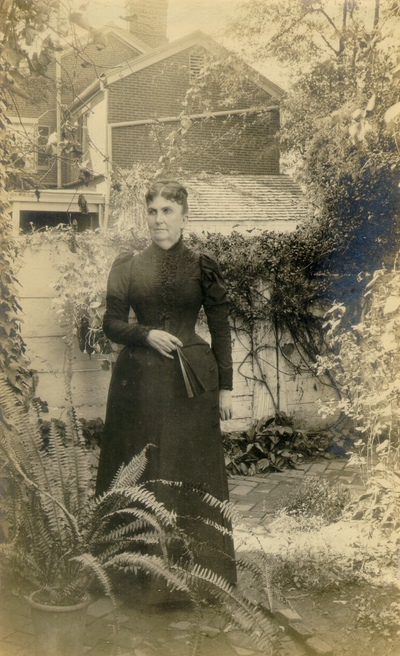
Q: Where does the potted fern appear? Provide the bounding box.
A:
[0,376,192,656]
[0,375,279,655]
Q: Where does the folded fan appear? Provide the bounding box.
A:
[176,346,207,398]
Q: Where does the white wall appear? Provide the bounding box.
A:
[17,244,335,432]
[17,244,110,421]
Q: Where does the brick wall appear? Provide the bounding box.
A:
[108,47,274,122]
[60,34,142,105]
[126,0,168,48]
[109,47,279,174]
[112,112,279,174]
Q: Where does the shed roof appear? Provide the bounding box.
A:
[184,175,310,233]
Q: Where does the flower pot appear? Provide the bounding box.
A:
[27,592,91,656]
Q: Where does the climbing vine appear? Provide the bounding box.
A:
[22,207,342,415]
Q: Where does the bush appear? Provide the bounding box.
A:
[276,476,350,524]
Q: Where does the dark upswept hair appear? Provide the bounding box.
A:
[145,180,189,214]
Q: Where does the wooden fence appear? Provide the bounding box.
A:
[17,244,334,431]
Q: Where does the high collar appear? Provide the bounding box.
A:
[150,235,184,257]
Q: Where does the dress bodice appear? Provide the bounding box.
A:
[102,238,233,390]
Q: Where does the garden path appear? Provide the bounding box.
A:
[0,458,379,656]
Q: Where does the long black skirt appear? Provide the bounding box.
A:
[96,341,236,588]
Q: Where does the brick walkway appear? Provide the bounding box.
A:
[0,458,363,656]
[228,458,364,526]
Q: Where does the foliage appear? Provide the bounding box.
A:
[0,375,280,652]
[0,84,31,393]
[223,413,330,475]
[264,511,397,592]
[24,216,344,415]
[22,222,147,359]
[317,258,400,462]
[275,476,351,523]
[227,0,400,317]
[343,447,400,533]
[0,0,111,390]
[78,416,104,449]
[354,593,400,639]
[0,375,192,607]
[318,258,400,539]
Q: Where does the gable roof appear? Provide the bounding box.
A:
[61,23,152,60]
[90,24,153,54]
[184,175,310,233]
[70,30,285,112]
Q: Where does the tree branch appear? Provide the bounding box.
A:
[374,0,380,28]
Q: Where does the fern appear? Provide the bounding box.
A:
[110,445,150,489]
[182,565,277,654]
[0,375,194,607]
[148,478,239,525]
[71,553,115,607]
[107,553,193,596]
[1,372,278,655]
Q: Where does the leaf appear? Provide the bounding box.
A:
[365,94,376,114]
[374,478,392,489]
[383,295,400,315]
[256,415,274,431]
[381,331,396,352]
[281,343,295,357]
[384,102,400,127]
[246,423,256,441]
[276,426,293,436]
[392,63,400,79]
[376,440,389,453]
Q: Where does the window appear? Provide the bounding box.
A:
[189,53,205,83]
[37,125,50,169]
[9,119,51,171]
[76,112,88,157]
[9,118,37,171]
[19,211,99,233]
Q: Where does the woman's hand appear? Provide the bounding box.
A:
[219,389,232,421]
[147,330,183,359]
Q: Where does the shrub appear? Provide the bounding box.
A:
[276,476,351,524]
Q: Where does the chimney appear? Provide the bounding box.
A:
[125,0,169,49]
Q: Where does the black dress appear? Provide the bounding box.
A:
[96,237,236,585]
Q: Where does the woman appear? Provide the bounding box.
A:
[96,180,236,588]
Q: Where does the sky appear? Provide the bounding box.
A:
[81,0,287,87]
[84,0,235,39]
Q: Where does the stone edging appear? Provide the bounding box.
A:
[260,596,334,656]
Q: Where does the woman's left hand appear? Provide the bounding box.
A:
[219,389,232,421]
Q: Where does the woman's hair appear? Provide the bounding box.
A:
[145,180,189,214]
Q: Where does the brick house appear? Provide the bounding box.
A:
[9,2,321,428]
[8,0,309,234]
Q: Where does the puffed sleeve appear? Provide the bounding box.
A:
[102,253,153,346]
[200,253,233,390]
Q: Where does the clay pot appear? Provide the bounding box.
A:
[27,592,91,656]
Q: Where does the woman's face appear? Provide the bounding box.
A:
[146,194,188,249]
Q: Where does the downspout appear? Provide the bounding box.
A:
[104,87,110,230]
[56,52,62,188]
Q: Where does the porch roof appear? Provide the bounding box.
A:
[184,175,310,234]
[9,189,105,231]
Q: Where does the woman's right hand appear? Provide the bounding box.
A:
[147,330,183,359]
